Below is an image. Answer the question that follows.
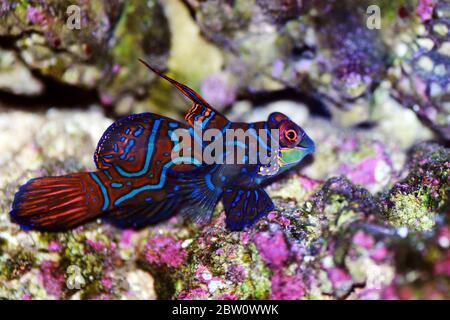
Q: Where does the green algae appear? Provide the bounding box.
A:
[386,191,435,231]
[382,143,450,232]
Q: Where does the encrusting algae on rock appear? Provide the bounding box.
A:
[0,0,449,301]
[381,143,450,232]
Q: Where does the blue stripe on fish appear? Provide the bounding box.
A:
[89,172,110,211]
[133,125,144,137]
[120,139,135,160]
[111,182,123,188]
[115,120,161,177]
[103,170,113,180]
[114,156,200,206]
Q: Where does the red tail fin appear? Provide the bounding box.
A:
[10,173,105,231]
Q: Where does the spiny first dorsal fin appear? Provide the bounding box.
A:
[138,59,230,130]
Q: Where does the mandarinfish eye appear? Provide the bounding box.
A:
[279,121,302,148]
[285,129,298,142]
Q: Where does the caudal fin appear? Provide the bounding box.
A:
[10,173,105,231]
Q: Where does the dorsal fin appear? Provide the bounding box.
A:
[184,103,230,130]
[138,59,230,130]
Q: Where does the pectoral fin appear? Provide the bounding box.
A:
[166,165,224,224]
[222,187,274,231]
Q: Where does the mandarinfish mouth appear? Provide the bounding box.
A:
[297,134,315,154]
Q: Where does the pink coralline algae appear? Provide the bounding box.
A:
[299,176,321,191]
[434,250,450,276]
[26,7,46,25]
[437,226,450,248]
[416,0,434,22]
[380,284,399,300]
[119,229,135,247]
[215,247,225,256]
[277,216,291,227]
[39,260,65,298]
[178,287,208,300]
[47,240,62,252]
[326,267,353,289]
[267,211,291,226]
[339,157,379,185]
[267,212,277,221]
[86,239,116,253]
[338,143,392,186]
[270,272,305,300]
[352,231,375,249]
[86,239,105,251]
[370,246,389,262]
[254,231,289,270]
[100,93,114,107]
[239,231,251,245]
[195,264,213,283]
[194,264,231,293]
[101,277,113,290]
[357,288,382,300]
[21,293,32,300]
[112,64,121,74]
[340,138,359,151]
[144,235,187,268]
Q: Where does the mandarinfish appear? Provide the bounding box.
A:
[10,60,315,232]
